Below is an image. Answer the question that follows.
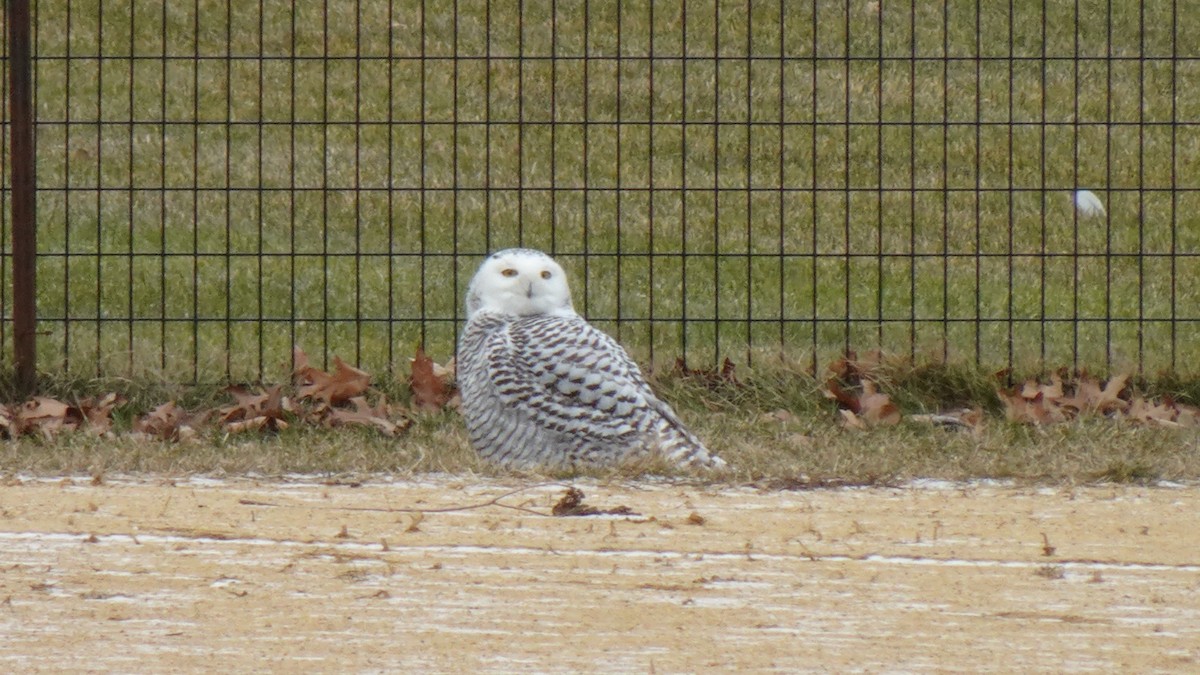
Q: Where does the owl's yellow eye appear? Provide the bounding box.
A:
[501,268,518,277]
[540,270,552,279]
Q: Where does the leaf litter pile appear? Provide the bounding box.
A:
[1,347,1198,446]
[820,351,1200,432]
[1,347,457,443]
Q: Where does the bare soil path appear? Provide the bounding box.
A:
[1,476,1198,672]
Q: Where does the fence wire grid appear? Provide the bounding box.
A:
[2,0,1198,384]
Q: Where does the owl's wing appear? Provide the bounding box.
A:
[485,314,661,440]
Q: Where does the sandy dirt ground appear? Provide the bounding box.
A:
[1,475,1198,673]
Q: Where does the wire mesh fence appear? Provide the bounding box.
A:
[3,0,1198,384]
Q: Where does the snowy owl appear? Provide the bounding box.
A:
[457,248,725,471]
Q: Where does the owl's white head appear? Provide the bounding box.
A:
[466,248,576,319]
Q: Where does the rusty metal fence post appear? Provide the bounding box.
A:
[7,0,36,394]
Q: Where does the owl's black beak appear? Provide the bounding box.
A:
[525,282,533,299]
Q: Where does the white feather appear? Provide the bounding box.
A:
[1074,190,1106,218]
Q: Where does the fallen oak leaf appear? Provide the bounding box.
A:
[719,357,739,385]
[19,397,76,423]
[849,349,886,381]
[134,401,182,437]
[822,379,861,413]
[999,388,1065,425]
[325,396,411,437]
[838,408,867,430]
[134,401,207,442]
[825,378,899,426]
[1021,373,1064,402]
[17,397,82,439]
[225,415,287,434]
[1061,373,1129,416]
[295,350,371,405]
[409,347,450,413]
[859,381,901,426]
[825,350,860,382]
[1125,396,1178,427]
[1174,402,1200,427]
[1094,373,1131,414]
[219,385,291,432]
[1042,373,1066,400]
[219,386,268,423]
[74,393,126,435]
[961,407,986,436]
[292,345,313,382]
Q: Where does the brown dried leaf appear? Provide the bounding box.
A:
[75,393,125,435]
[1175,404,1200,428]
[1041,373,1065,401]
[719,357,739,385]
[15,397,82,439]
[134,401,206,442]
[962,407,986,437]
[859,381,901,426]
[219,385,290,432]
[134,401,179,437]
[295,348,370,405]
[1125,396,1177,427]
[410,347,449,413]
[1095,373,1131,414]
[822,380,860,413]
[1000,389,1064,425]
[826,350,859,382]
[225,416,284,434]
[0,394,125,439]
[837,408,867,430]
[325,396,411,437]
[1021,375,1066,402]
[1061,374,1097,415]
[1059,373,1128,416]
[220,387,265,423]
[853,349,885,378]
[20,397,74,423]
[292,345,311,377]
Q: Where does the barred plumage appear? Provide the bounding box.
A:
[457,248,724,470]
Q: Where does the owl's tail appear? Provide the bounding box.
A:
[651,404,727,470]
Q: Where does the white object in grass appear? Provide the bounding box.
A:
[1074,190,1106,218]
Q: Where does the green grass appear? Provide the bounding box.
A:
[9,0,1200,386]
[3,362,1199,484]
